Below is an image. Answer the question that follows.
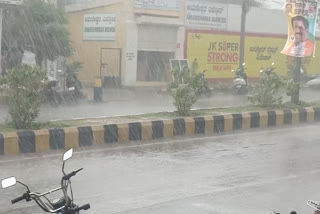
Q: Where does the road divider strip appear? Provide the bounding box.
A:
[0,107,319,155]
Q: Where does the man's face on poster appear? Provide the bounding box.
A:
[293,19,308,45]
[286,4,292,13]
[309,5,316,14]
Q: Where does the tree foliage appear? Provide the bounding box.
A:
[2,0,71,69]
[1,66,46,129]
[249,71,287,108]
[170,67,210,116]
[171,85,198,116]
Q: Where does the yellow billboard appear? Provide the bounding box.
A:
[245,36,320,77]
[187,32,240,79]
[186,31,320,80]
[244,36,288,77]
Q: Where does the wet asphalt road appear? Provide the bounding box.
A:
[1,124,320,214]
[0,88,319,124]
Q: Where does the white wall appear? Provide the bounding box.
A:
[124,21,138,86]
[186,4,288,35]
[176,26,185,59]
[123,0,137,86]
[226,4,242,32]
[227,5,287,35]
[228,6,320,37]
[246,7,288,35]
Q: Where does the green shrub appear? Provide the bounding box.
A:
[188,71,210,97]
[286,79,299,98]
[171,85,197,116]
[1,66,46,129]
[170,67,209,116]
[249,71,287,108]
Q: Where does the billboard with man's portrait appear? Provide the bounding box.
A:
[281,0,319,57]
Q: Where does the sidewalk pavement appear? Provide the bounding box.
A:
[0,87,319,124]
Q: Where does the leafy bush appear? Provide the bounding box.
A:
[188,71,211,97]
[249,71,287,108]
[286,79,299,98]
[171,85,197,116]
[170,67,208,116]
[1,66,46,129]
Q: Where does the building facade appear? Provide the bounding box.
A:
[66,0,185,87]
[66,0,320,87]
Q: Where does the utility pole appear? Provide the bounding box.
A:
[291,57,302,104]
[239,0,247,66]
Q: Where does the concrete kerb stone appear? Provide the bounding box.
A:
[3,132,19,155]
[241,112,251,130]
[34,129,50,153]
[204,116,214,136]
[305,107,315,123]
[0,107,319,155]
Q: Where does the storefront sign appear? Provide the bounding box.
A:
[185,0,228,29]
[281,0,318,57]
[245,36,288,77]
[187,32,239,79]
[83,14,116,41]
[186,31,320,80]
[126,52,136,61]
[134,0,180,11]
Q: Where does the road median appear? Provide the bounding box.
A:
[0,107,319,156]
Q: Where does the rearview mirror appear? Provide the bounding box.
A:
[2,177,16,189]
[63,149,73,162]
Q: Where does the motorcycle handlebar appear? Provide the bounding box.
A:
[11,193,28,204]
[62,168,83,181]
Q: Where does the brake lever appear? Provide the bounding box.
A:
[75,168,83,174]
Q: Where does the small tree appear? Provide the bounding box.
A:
[249,71,287,108]
[1,66,46,129]
[171,85,197,116]
[2,0,71,69]
[170,67,207,116]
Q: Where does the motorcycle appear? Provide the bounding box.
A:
[232,63,248,95]
[1,149,90,214]
[63,71,84,104]
[307,200,320,214]
[43,70,84,106]
[270,211,297,214]
[271,198,320,214]
[43,79,63,106]
[260,62,276,75]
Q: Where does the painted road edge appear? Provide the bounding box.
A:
[0,107,319,155]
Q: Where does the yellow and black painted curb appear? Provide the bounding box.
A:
[0,107,319,155]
